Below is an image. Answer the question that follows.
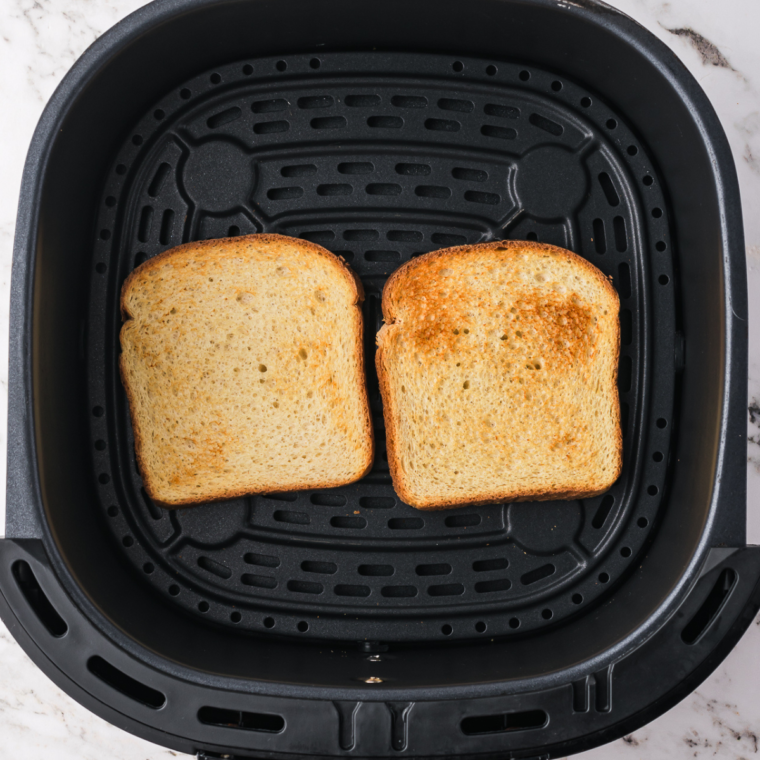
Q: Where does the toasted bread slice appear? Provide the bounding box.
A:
[120,234,373,507]
[376,240,621,510]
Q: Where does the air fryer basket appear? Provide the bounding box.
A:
[2,0,758,758]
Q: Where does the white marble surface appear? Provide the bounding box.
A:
[0,0,759,758]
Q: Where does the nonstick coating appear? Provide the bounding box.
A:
[88,51,674,642]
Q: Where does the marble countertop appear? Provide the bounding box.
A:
[1,1,759,758]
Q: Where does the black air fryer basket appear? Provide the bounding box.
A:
[2,0,758,758]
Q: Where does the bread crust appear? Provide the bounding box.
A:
[120,233,373,508]
[376,240,622,510]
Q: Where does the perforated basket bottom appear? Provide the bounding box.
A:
[88,52,676,643]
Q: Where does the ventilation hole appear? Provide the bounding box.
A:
[146,163,171,199]
[416,563,452,576]
[338,161,374,175]
[452,167,488,182]
[296,562,337,578]
[94,439,106,451]
[521,564,555,585]
[263,616,275,628]
[653,451,664,462]
[297,95,334,109]
[95,262,107,274]
[392,95,427,108]
[621,402,630,438]
[115,164,126,175]
[416,185,451,199]
[330,516,367,529]
[134,251,148,268]
[267,187,303,200]
[425,118,461,132]
[618,262,632,299]
[581,96,592,107]
[276,60,287,71]
[335,584,371,597]
[526,231,538,241]
[198,706,284,733]
[365,250,401,262]
[99,473,110,484]
[273,510,310,525]
[382,585,418,598]
[621,546,632,557]
[107,505,118,517]
[241,574,277,589]
[598,172,620,206]
[154,109,165,120]
[180,88,191,99]
[225,225,240,237]
[310,493,347,507]
[656,417,668,429]
[262,492,298,502]
[529,113,563,135]
[159,209,175,245]
[105,196,117,208]
[143,563,154,574]
[431,232,467,246]
[659,274,670,285]
[647,485,659,496]
[344,229,379,241]
[98,228,112,241]
[88,656,165,709]
[592,495,615,529]
[346,94,381,107]
[428,583,465,597]
[613,216,627,252]
[476,621,488,633]
[198,556,232,580]
[509,617,520,628]
[244,554,280,570]
[445,513,481,528]
[169,585,180,596]
[593,218,606,254]
[359,496,396,508]
[519,70,530,81]
[627,145,638,156]
[481,125,517,140]
[93,406,105,418]
[619,355,632,393]
[334,251,354,261]
[486,65,497,76]
[638,517,649,528]
[465,190,500,205]
[207,106,242,129]
[368,115,403,129]
[452,61,464,72]
[474,578,512,593]
[242,63,253,75]
[132,135,143,146]
[198,601,210,613]
[620,308,632,345]
[254,120,290,134]
[437,98,473,113]
[317,183,352,196]
[288,580,322,595]
[441,624,453,635]
[388,517,424,530]
[643,175,654,186]
[137,206,153,242]
[484,103,519,119]
[311,116,346,129]
[12,561,68,637]
[309,58,321,69]
[387,230,423,243]
[396,164,432,178]
[541,608,553,619]
[655,240,668,252]
[252,99,288,114]
[551,80,562,91]
[473,558,508,572]
[230,611,242,623]
[572,593,583,604]
[598,572,610,583]
[682,568,737,644]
